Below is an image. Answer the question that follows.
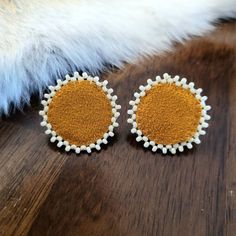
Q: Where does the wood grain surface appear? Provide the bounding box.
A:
[0,21,236,236]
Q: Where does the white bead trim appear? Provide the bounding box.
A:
[127,73,211,155]
[39,72,121,154]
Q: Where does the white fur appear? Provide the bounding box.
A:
[0,0,235,114]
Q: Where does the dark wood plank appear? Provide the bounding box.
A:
[0,107,68,235]
[0,22,236,236]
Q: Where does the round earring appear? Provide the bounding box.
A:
[127,73,211,154]
[39,72,121,154]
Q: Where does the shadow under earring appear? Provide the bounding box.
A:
[39,72,121,154]
[127,73,211,155]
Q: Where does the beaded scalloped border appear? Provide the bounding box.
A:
[127,73,211,155]
[39,72,121,154]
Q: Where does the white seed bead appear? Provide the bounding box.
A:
[111,101,116,107]
[127,118,133,123]
[127,110,133,115]
[57,136,63,141]
[199,129,206,135]
[64,141,69,146]
[152,146,158,152]
[150,141,155,146]
[134,92,140,98]
[41,100,47,106]
[86,147,91,153]
[114,112,120,118]
[108,88,113,94]
[204,115,211,120]
[144,142,149,148]
[109,125,114,131]
[102,86,108,92]
[139,85,145,91]
[45,129,51,135]
[75,148,81,154]
[65,74,70,80]
[109,132,114,137]
[170,148,176,154]
[176,81,181,87]
[181,78,187,84]
[57,141,63,148]
[39,110,45,116]
[74,71,79,77]
[140,91,146,97]
[44,94,50,99]
[81,145,86,150]
[173,144,179,148]
[204,105,211,111]
[65,146,71,152]
[50,137,57,143]
[156,76,161,82]
[194,138,201,144]
[40,121,47,127]
[136,136,142,142]
[102,80,108,86]
[115,105,121,110]
[196,88,202,94]
[49,86,54,91]
[43,106,49,112]
[82,72,88,78]
[189,82,194,88]
[178,146,184,152]
[89,143,96,149]
[112,95,118,101]
[96,145,101,151]
[187,143,193,149]
[143,136,148,142]
[173,75,179,82]
[46,124,52,129]
[131,128,137,134]
[136,130,142,136]
[162,148,167,154]
[71,145,77,150]
[113,122,119,127]
[147,79,153,85]
[87,76,93,81]
[103,139,108,144]
[97,139,102,145]
[129,100,135,106]
[202,122,209,128]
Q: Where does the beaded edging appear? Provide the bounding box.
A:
[127,73,211,154]
[39,72,121,154]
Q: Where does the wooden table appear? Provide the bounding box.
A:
[0,21,236,236]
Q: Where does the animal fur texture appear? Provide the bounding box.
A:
[0,0,235,114]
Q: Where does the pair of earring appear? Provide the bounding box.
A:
[39,72,211,155]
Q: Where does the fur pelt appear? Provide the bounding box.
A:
[0,0,235,114]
